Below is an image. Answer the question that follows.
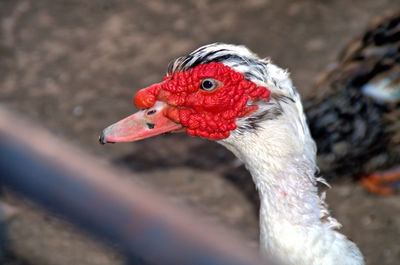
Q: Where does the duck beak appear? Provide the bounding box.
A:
[99,101,182,144]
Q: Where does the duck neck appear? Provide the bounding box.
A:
[220,125,325,228]
[219,123,364,265]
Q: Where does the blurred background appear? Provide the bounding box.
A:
[0,0,399,264]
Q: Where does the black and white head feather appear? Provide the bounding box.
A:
[168,43,296,95]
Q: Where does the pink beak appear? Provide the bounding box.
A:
[99,101,182,144]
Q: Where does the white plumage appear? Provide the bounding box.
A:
[212,43,365,265]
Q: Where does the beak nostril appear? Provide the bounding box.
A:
[146,123,155,129]
[147,109,157,115]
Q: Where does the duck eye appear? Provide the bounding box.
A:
[200,78,218,92]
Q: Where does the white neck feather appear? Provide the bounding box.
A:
[219,103,365,265]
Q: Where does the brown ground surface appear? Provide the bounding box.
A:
[0,0,399,264]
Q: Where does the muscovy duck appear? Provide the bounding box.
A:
[100,43,365,265]
[305,11,400,195]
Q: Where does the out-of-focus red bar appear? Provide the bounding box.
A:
[0,105,275,265]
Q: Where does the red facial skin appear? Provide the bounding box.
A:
[134,62,271,140]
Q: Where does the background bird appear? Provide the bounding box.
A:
[305,11,400,195]
[101,43,365,265]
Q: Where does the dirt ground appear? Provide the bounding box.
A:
[0,0,399,264]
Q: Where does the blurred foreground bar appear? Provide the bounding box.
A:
[0,105,272,265]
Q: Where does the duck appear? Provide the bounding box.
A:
[100,43,365,265]
[305,11,400,195]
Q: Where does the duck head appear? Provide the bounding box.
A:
[100,43,309,151]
